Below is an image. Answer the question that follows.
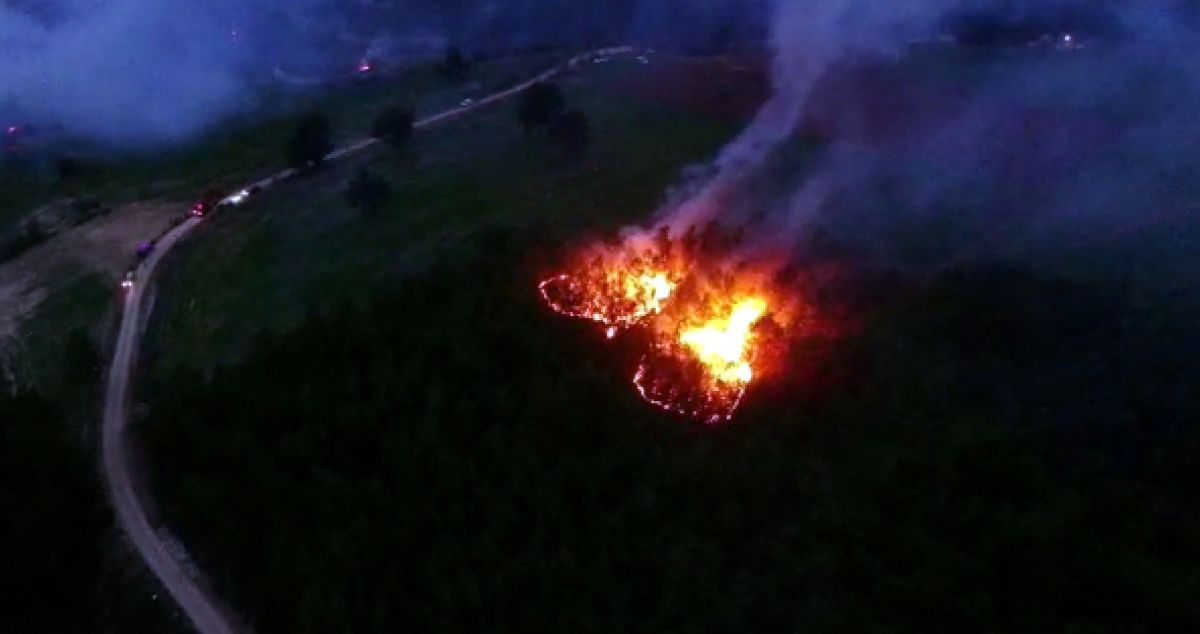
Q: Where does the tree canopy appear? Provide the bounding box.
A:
[286,111,334,168]
[517,82,566,133]
[440,46,470,83]
[371,106,415,151]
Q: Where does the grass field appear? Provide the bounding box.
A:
[15,268,112,392]
[0,53,577,396]
[142,56,740,376]
[0,55,561,247]
[126,50,1200,634]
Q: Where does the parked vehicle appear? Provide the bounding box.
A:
[190,188,225,217]
[136,240,156,260]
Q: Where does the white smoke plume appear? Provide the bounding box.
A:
[656,1,1200,274]
[0,0,768,146]
[658,0,956,231]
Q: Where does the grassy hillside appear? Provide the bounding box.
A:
[131,53,1200,633]
[143,57,738,375]
[2,56,620,633]
[138,228,1200,634]
[0,55,560,254]
[1,53,574,399]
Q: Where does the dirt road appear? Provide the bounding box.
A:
[100,47,631,634]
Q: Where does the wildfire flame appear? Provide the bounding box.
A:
[633,294,771,424]
[680,297,765,384]
[539,233,786,425]
[538,248,682,330]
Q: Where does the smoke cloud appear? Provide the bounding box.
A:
[0,0,338,144]
[0,0,766,146]
[658,1,1200,275]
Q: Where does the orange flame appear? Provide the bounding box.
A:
[680,297,766,385]
[538,235,787,425]
[633,292,773,425]
[538,246,683,330]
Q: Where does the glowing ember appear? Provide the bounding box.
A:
[633,358,750,425]
[538,250,681,330]
[633,295,769,424]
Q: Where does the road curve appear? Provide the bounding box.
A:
[101,216,235,632]
[101,47,632,634]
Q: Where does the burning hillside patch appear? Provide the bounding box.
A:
[539,225,802,425]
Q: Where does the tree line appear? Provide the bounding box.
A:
[285,71,592,217]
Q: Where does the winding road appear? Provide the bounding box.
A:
[101,47,633,634]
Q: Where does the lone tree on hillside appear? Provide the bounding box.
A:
[517,82,566,133]
[287,111,333,168]
[345,167,392,214]
[549,109,591,158]
[440,46,470,82]
[371,106,414,151]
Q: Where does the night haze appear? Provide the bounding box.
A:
[0,0,768,144]
[1,2,1198,633]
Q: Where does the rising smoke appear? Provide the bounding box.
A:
[663,1,952,226]
[657,1,1200,273]
[0,0,318,144]
[0,0,766,146]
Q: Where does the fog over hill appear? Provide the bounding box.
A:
[651,0,1200,276]
[0,0,768,145]
[0,1,1182,148]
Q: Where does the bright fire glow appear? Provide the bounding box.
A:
[633,293,770,425]
[538,251,681,330]
[539,237,785,425]
[680,298,766,385]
